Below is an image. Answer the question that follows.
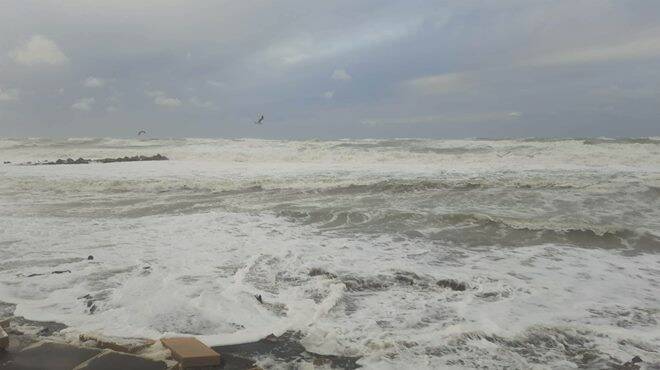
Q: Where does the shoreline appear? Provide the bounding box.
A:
[0,300,361,369]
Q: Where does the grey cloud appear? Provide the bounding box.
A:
[0,1,659,138]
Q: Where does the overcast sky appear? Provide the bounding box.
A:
[1,1,659,139]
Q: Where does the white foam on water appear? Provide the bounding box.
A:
[1,137,659,368]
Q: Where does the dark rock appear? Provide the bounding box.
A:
[87,255,94,261]
[255,295,263,304]
[308,268,337,279]
[619,356,644,370]
[436,279,468,291]
[0,318,10,330]
[1,327,8,351]
[23,154,168,166]
[3,161,10,164]
[220,352,259,370]
[73,351,167,370]
[0,341,101,370]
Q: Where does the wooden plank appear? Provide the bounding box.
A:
[161,337,221,368]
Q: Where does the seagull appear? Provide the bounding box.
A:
[137,130,147,136]
[255,114,264,125]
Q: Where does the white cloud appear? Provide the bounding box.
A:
[524,32,660,67]
[332,69,352,81]
[404,72,474,94]
[155,96,181,107]
[84,77,107,88]
[10,35,68,66]
[106,106,118,112]
[322,91,335,99]
[0,88,19,102]
[189,97,214,108]
[146,90,181,107]
[71,97,95,111]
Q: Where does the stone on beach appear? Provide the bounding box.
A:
[161,337,221,368]
[0,327,8,351]
[3,341,102,370]
[0,317,10,329]
[72,350,167,370]
[79,332,155,354]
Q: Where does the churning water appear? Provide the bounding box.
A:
[0,137,659,368]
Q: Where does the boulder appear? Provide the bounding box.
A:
[79,333,155,354]
[73,350,167,370]
[436,279,468,291]
[0,317,10,329]
[161,337,221,368]
[0,326,8,351]
[6,341,101,370]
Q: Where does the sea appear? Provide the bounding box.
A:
[0,137,658,369]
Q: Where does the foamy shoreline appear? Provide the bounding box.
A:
[0,299,362,369]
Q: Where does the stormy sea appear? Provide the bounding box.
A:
[0,137,658,369]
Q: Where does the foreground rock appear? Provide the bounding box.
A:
[20,154,168,166]
[1,341,102,370]
[79,333,155,354]
[161,337,221,368]
[0,327,8,351]
[73,350,167,370]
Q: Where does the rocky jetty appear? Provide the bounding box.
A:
[96,154,168,163]
[20,154,168,166]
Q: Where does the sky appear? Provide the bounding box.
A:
[1,0,659,139]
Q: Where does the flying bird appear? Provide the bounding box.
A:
[255,114,264,125]
[137,130,147,136]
